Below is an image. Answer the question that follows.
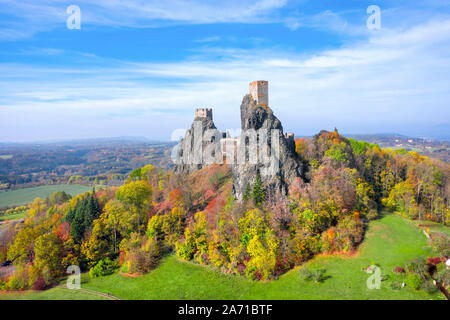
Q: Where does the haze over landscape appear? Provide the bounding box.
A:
[0,0,449,142]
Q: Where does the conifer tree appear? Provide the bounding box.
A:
[243,184,251,202]
[68,191,102,243]
[252,173,266,206]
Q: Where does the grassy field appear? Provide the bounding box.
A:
[0,211,26,221]
[1,213,445,300]
[0,185,93,209]
[0,287,107,300]
[0,155,13,160]
[408,219,450,236]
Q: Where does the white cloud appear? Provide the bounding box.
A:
[0,0,288,40]
[1,17,450,141]
[195,36,222,43]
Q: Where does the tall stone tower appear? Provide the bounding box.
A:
[249,80,268,107]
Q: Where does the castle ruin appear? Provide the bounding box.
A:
[175,81,304,201]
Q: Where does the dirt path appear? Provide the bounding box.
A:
[0,218,24,225]
[0,265,15,280]
[0,219,23,240]
[78,287,121,300]
[56,285,121,300]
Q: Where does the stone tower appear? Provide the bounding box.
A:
[195,108,213,120]
[249,80,268,107]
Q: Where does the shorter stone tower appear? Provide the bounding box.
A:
[249,80,269,107]
[284,132,295,151]
[195,108,213,120]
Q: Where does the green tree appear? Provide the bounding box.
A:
[48,191,71,206]
[34,233,62,276]
[245,232,278,280]
[102,200,130,252]
[116,180,152,226]
[68,191,101,243]
[7,226,39,265]
[252,173,265,206]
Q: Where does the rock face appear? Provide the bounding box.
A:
[174,82,305,202]
[174,109,223,175]
[231,94,304,201]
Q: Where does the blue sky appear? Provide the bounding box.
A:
[0,0,449,142]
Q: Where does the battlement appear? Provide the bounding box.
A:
[195,108,213,119]
[249,80,269,107]
[284,132,295,141]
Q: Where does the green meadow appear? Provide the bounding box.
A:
[1,213,445,300]
[0,211,26,221]
[0,287,107,300]
[0,185,93,209]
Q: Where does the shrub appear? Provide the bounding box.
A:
[245,266,258,280]
[435,264,449,286]
[236,263,246,275]
[405,274,423,290]
[393,266,405,273]
[405,257,427,279]
[333,216,365,252]
[175,231,196,261]
[120,263,129,273]
[146,237,161,269]
[390,281,402,290]
[427,257,443,266]
[6,271,27,290]
[254,270,263,281]
[299,267,327,283]
[32,276,47,290]
[310,269,327,283]
[89,258,117,278]
[365,209,378,221]
[421,280,438,294]
[27,265,52,289]
[127,249,151,274]
[430,233,450,257]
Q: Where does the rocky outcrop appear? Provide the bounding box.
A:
[174,112,223,175]
[231,94,304,201]
[174,82,305,203]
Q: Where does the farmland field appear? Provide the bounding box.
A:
[0,185,93,209]
[0,211,26,221]
[1,213,446,300]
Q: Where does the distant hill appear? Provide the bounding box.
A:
[0,136,174,147]
[0,139,175,190]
